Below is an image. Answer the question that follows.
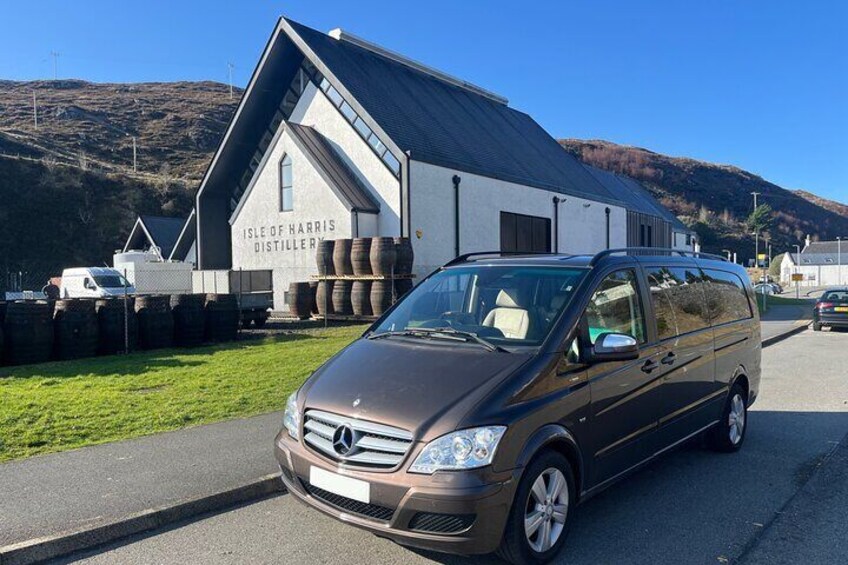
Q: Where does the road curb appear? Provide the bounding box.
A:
[762,321,810,348]
[0,473,285,565]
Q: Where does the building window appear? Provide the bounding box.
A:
[280,154,293,211]
[311,67,400,179]
[500,211,551,253]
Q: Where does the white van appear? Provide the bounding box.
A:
[60,267,135,299]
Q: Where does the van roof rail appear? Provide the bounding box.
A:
[444,251,566,267]
[589,247,728,266]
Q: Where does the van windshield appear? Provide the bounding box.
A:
[93,275,129,288]
[371,265,586,348]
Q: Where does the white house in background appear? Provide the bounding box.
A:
[169,16,694,308]
[780,236,848,287]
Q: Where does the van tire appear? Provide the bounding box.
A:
[497,450,575,564]
[708,383,748,452]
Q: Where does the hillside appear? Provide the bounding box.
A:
[0,79,239,180]
[0,79,240,286]
[559,139,848,260]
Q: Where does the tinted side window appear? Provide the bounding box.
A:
[703,269,753,324]
[645,267,679,341]
[665,267,711,334]
[585,269,646,344]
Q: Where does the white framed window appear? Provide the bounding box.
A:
[280,154,293,211]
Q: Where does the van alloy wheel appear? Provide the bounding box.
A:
[524,468,569,553]
[728,393,746,445]
[708,382,748,452]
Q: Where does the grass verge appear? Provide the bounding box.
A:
[756,294,814,314]
[0,325,366,463]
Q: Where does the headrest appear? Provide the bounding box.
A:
[496,288,522,308]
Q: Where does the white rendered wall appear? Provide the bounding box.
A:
[230,126,353,309]
[408,161,628,277]
[290,82,401,237]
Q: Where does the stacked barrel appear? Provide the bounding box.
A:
[291,236,415,320]
[0,293,242,367]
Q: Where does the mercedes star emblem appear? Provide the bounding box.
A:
[333,425,355,456]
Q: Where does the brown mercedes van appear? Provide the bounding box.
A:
[275,249,761,564]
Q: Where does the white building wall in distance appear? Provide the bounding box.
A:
[290,82,401,237]
[409,161,627,276]
[230,127,353,309]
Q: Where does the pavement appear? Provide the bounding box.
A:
[0,413,282,549]
[59,327,848,564]
[760,303,812,342]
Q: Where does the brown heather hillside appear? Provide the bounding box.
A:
[559,139,848,261]
[0,79,240,283]
[794,189,848,219]
[0,79,240,179]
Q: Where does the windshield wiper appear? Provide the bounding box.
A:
[367,327,509,353]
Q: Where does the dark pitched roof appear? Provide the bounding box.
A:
[805,241,845,255]
[792,253,844,266]
[138,215,186,259]
[286,18,623,205]
[583,166,692,233]
[169,210,196,261]
[287,123,380,213]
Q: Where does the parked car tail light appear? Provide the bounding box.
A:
[817,302,834,310]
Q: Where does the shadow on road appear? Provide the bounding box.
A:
[406,410,848,564]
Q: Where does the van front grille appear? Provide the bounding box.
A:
[302,409,413,468]
[302,481,395,521]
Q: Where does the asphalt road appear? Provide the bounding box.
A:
[65,330,848,565]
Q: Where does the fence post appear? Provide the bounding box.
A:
[123,268,129,355]
[324,255,329,330]
[238,267,243,335]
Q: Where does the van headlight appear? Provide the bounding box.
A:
[409,426,506,474]
[283,392,300,440]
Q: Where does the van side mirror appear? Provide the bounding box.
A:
[587,332,639,363]
[84,279,96,290]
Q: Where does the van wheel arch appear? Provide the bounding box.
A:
[516,424,584,502]
[730,369,750,403]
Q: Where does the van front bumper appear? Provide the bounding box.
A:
[275,431,518,555]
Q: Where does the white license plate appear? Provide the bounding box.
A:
[309,466,370,504]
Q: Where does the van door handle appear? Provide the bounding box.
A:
[661,352,676,365]
[641,360,658,374]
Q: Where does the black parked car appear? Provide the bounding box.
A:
[813,288,848,331]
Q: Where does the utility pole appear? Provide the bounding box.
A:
[132,136,137,172]
[794,244,801,299]
[838,237,843,286]
[50,51,60,80]
[227,62,235,100]
[751,191,765,309]
[32,91,38,129]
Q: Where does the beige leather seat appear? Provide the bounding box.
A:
[482,289,530,339]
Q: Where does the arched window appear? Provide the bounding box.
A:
[280,154,293,211]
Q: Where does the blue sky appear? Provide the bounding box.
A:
[1,1,846,202]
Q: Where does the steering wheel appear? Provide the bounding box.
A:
[439,311,476,326]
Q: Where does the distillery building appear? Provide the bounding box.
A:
[169,17,693,308]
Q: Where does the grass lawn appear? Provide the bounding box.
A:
[0,325,367,463]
